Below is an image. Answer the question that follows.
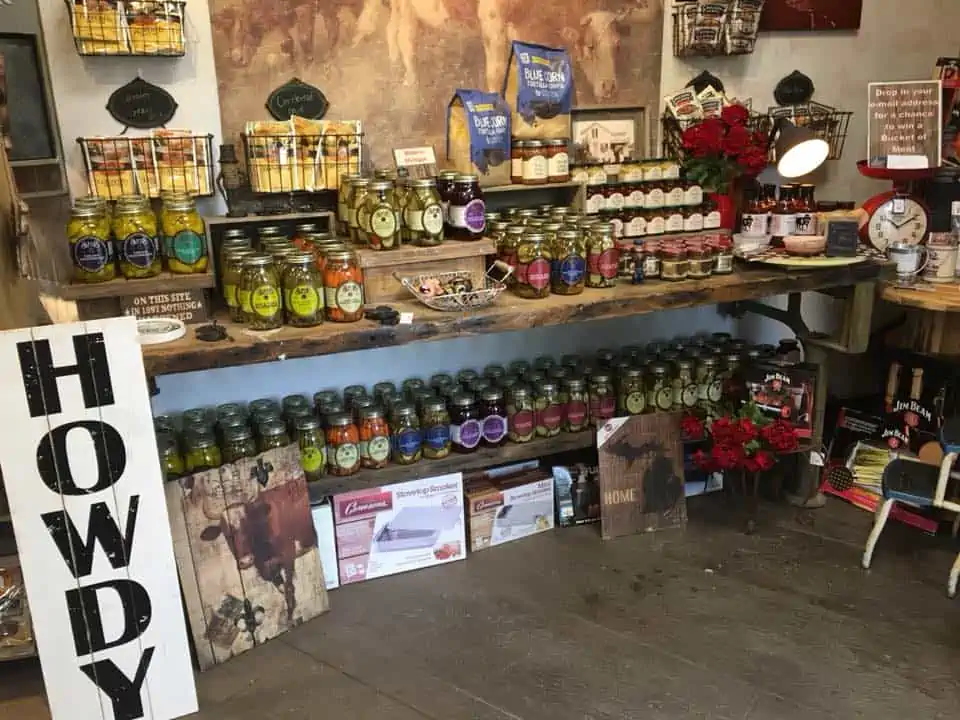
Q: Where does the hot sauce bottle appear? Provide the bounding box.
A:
[769,184,797,242]
[793,184,817,236]
[740,183,768,238]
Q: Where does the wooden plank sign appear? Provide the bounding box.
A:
[867,81,942,170]
[597,413,686,540]
[165,443,328,671]
[0,318,197,720]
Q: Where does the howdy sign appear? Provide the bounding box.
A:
[0,319,196,720]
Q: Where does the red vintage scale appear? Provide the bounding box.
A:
[856,161,936,252]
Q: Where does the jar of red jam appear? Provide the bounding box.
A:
[511,139,526,184]
[546,139,570,183]
[449,392,482,453]
[707,234,734,274]
[448,174,486,240]
[660,245,688,281]
[686,242,713,279]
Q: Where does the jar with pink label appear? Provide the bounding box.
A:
[588,371,616,427]
[534,380,563,438]
[586,222,618,288]
[514,232,552,299]
[507,385,536,443]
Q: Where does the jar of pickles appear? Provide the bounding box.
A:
[500,225,524,282]
[184,428,222,472]
[295,416,326,481]
[696,356,723,408]
[258,419,291,452]
[69,202,116,283]
[162,196,208,274]
[359,407,391,469]
[586,223,618,288]
[326,412,361,476]
[534,380,562,437]
[507,385,536,443]
[391,402,422,464]
[561,377,589,432]
[364,180,400,250]
[258,225,287,245]
[421,397,451,459]
[324,249,365,322]
[405,178,445,246]
[550,229,585,295]
[338,173,362,235]
[239,254,282,330]
[646,362,675,412]
[588,372,616,426]
[674,358,699,410]
[618,367,646,415]
[113,199,161,279]
[282,251,324,327]
[220,425,257,464]
[514,232,552,299]
[347,177,372,244]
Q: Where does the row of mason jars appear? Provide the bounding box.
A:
[337,170,486,250]
[217,224,364,329]
[584,178,706,215]
[155,334,783,482]
[69,192,208,283]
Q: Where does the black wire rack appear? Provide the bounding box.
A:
[77,133,214,199]
[68,0,186,57]
[672,3,764,58]
[660,112,774,160]
[770,105,853,161]
[241,131,364,194]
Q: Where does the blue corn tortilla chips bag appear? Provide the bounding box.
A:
[447,89,511,187]
[502,40,573,140]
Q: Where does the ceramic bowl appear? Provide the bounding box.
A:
[783,235,827,256]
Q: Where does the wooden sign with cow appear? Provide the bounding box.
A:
[597,413,686,540]
[166,443,328,670]
[0,318,197,720]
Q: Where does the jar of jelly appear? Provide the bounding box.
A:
[709,234,734,274]
[660,245,688,281]
[449,392,482,453]
[436,170,459,231]
[448,174,486,240]
[479,387,508,447]
[511,139,526,184]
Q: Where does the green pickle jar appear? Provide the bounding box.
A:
[534,380,563,437]
[282,251,324,327]
[239,254,282,330]
[113,198,161,279]
[223,249,257,322]
[420,397,451,459]
[258,419,291,453]
[674,358,699,411]
[346,178,372,244]
[646,362,675,413]
[562,377,590,432]
[586,222,617,289]
[282,394,310,416]
[162,196,208,274]
[697,356,724,408]
[183,428,222,473]
[390,402,422,465]
[507,385,536,443]
[551,229,586,295]
[69,201,116,283]
[404,178,445,246]
[618,367,646,415]
[295,416,326,482]
[373,382,397,405]
[222,425,258,464]
[157,432,185,481]
[364,180,400,250]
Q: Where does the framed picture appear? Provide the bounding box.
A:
[571,105,647,165]
[759,0,863,31]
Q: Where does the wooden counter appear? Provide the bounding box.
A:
[143,260,890,376]
[879,280,960,355]
[879,281,960,312]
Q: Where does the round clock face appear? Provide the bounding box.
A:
[865,195,929,251]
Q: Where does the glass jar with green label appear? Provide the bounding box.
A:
[113,199,161,279]
[674,358,699,411]
[646,362,675,413]
[162,196,208,274]
[69,202,116,283]
[618,367,646,415]
[359,406,391,469]
[696,355,723,409]
[295,416,326,482]
[281,251,323,327]
[223,248,256,323]
[239,254,282,330]
[363,180,399,250]
[222,425,258,464]
[349,178,372,244]
[405,178,445,246]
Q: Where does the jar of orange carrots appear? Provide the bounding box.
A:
[358,406,391,469]
[323,248,365,322]
[325,412,361,476]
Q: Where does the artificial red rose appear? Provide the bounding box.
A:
[723,124,751,156]
[734,417,758,443]
[693,449,713,471]
[743,455,761,473]
[681,414,705,440]
[683,118,725,157]
[710,417,734,442]
[711,443,739,470]
[755,450,776,471]
[721,103,750,127]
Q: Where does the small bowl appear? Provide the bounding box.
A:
[733,233,771,254]
[783,235,826,256]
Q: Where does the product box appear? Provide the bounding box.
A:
[465,470,554,552]
[311,502,340,591]
[332,473,465,585]
[744,361,817,438]
[552,464,601,527]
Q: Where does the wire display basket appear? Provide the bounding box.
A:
[661,111,773,160]
[68,0,186,57]
[78,132,214,199]
[672,1,764,58]
[241,125,363,194]
[769,104,853,161]
[397,263,513,312]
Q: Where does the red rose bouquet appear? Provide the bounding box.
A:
[684,402,799,475]
[680,104,769,193]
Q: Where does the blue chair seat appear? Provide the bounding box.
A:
[882,458,939,508]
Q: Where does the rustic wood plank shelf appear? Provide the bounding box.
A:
[483,181,582,194]
[142,261,890,376]
[879,281,960,312]
[39,272,216,301]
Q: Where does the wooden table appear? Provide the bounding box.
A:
[879,281,960,355]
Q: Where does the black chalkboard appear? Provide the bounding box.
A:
[106,77,178,130]
[825,220,860,257]
[266,77,328,121]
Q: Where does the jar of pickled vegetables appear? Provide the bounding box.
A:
[534,380,563,437]
[310,237,345,272]
[347,177,372,244]
[617,367,646,415]
[696,355,723,408]
[222,248,256,322]
[509,359,531,378]
[421,397,451,459]
[326,412,361,476]
[324,249,364,322]
[551,228,586,295]
[294,416,326,481]
[113,200,161,279]
[258,419,290,453]
[69,203,116,283]
[507,385,536,443]
[222,425,258,464]
[646,362,675,413]
[257,225,287,245]
[342,385,367,411]
[515,232,552,300]
[457,369,479,390]
[405,178,445,246]
[239,254,282,330]
[561,377,589,432]
[292,223,320,250]
[359,406,391,469]
[157,431,185,481]
[390,402,422,465]
[184,428,223,472]
[586,223,618,288]
[219,229,252,264]
[338,173,362,235]
[281,251,323,327]
[500,225,525,284]
[364,180,399,250]
[162,197,208,274]
[488,220,510,257]
[588,371,616,427]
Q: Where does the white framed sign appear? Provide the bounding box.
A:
[0,318,197,720]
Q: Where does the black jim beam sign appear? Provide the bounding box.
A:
[266,77,329,121]
[120,289,208,324]
[0,319,197,720]
[106,77,179,132]
[825,219,861,257]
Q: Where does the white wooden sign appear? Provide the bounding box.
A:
[0,318,197,720]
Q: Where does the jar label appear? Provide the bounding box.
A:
[523,155,548,181]
[510,409,535,436]
[794,212,817,236]
[371,205,397,239]
[452,419,482,449]
[334,443,359,470]
[627,216,647,237]
[680,384,699,408]
[288,285,320,317]
[589,395,616,419]
[424,424,451,450]
[238,288,252,312]
[252,285,281,317]
[707,379,723,402]
[172,229,204,265]
[449,199,486,233]
[393,428,423,457]
[647,216,666,235]
[224,283,238,308]
[740,212,769,237]
[301,445,325,473]
[482,414,507,443]
[512,157,523,178]
[363,435,391,462]
[654,387,674,411]
[586,193,604,214]
[685,186,703,206]
[627,189,645,208]
[526,258,551,289]
[73,236,110,273]
[539,405,562,430]
[566,401,588,426]
[334,281,363,313]
[610,217,624,238]
[646,188,665,208]
[665,212,684,233]
[607,192,625,211]
[770,213,797,237]
[357,205,371,232]
[666,187,685,207]
[547,152,569,178]
[643,255,661,276]
[683,213,704,232]
[416,204,444,234]
[704,210,722,230]
[121,232,157,268]
[588,248,619,279]
[554,255,585,286]
[715,253,733,273]
[625,391,645,415]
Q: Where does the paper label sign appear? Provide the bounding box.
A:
[867,80,942,170]
[0,319,197,720]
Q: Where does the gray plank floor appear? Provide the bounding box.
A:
[3,496,959,719]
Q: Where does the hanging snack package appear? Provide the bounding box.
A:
[725,0,764,54]
[692,0,730,52]
[502,41,573,140]
[246,119,299,193]
[697,86,724,118]
[447,89,512,187]
[664,88,701,120]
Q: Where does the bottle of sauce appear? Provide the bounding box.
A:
[448,174,486,240]
[740,183,768,238]
[770,185,797,241]
[794,184,817,236]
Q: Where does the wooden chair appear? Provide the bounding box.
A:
[861,420,960,597]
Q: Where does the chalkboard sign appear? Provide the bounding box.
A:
[867,80,942,170]
[106,77,178,130]
[825,220,861,257]
[266,77,328,121]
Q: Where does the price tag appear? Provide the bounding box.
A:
[809,451,825,467]
[893,197,906,214]
[399,312,414,325]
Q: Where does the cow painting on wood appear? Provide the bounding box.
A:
[166,444,329,670]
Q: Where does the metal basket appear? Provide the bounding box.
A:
[241,131,363,194]
[769,104,853,161]
[397,263,513,312]
[68,0,186,57]
[672,3,764,58]
[661,112,773,160]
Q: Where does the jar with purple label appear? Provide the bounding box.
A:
[450,392,482,453]
[448,174,486,241]
[479,387,508,448]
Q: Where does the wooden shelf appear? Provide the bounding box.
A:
[205,210,335,227]
[142,260,890,377]
[484,181,582,194]
[39,271,216,301]
[879,281,960,313]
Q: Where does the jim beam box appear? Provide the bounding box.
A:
[881,361,940,457]
[743,361,817,439]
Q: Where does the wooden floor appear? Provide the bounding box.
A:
[4,496,959,719]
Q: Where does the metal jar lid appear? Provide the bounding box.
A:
[468,377,491,394]
[352,396,376,413]
[370,180,394,191]
[325,248,358,262]
[622,366,644,379]
[438,170,459,179]
[483,364,506,380]
[319,400,345,417]
[506,225,525,236]
[284,251,316,266]
[411,177,437,188]
[314,390,340,406]
[590,371,613,385]
[512,139,528,148]
[223,228,251,241]
[563,377,586,391]
[326,412,355,428]
[242,253,274,267]
[490,220,511,232]
[421,397,448,415]
[259,419,288,437]
[649,362,670,377]
[454,173,479,183]
[216,402,245,419]
[699,356,720,369]
[70,204,102,217]
[283,394,309,410]
[429,374,453,390]
[547,138,569,146]
[185,428,217,449]
[295,416,322,432]
[450,392,476,407]
[535,380,559,395]
[457,369,479,383]
[677,358,695,371]
[549,367,569,381]
[359,406,385,421]
[508,384,532,401]
[294,223,319,234]
[350,177,371,187]
[521,232,546,245]
[526,139,545,148]
[223,424,254,443]
[391,401,418,419]
[480,386,504,403]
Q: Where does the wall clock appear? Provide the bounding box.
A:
[860,190,930,252]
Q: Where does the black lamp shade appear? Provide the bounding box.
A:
[775,120,829,178]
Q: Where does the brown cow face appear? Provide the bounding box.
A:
[200,503,260,570]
